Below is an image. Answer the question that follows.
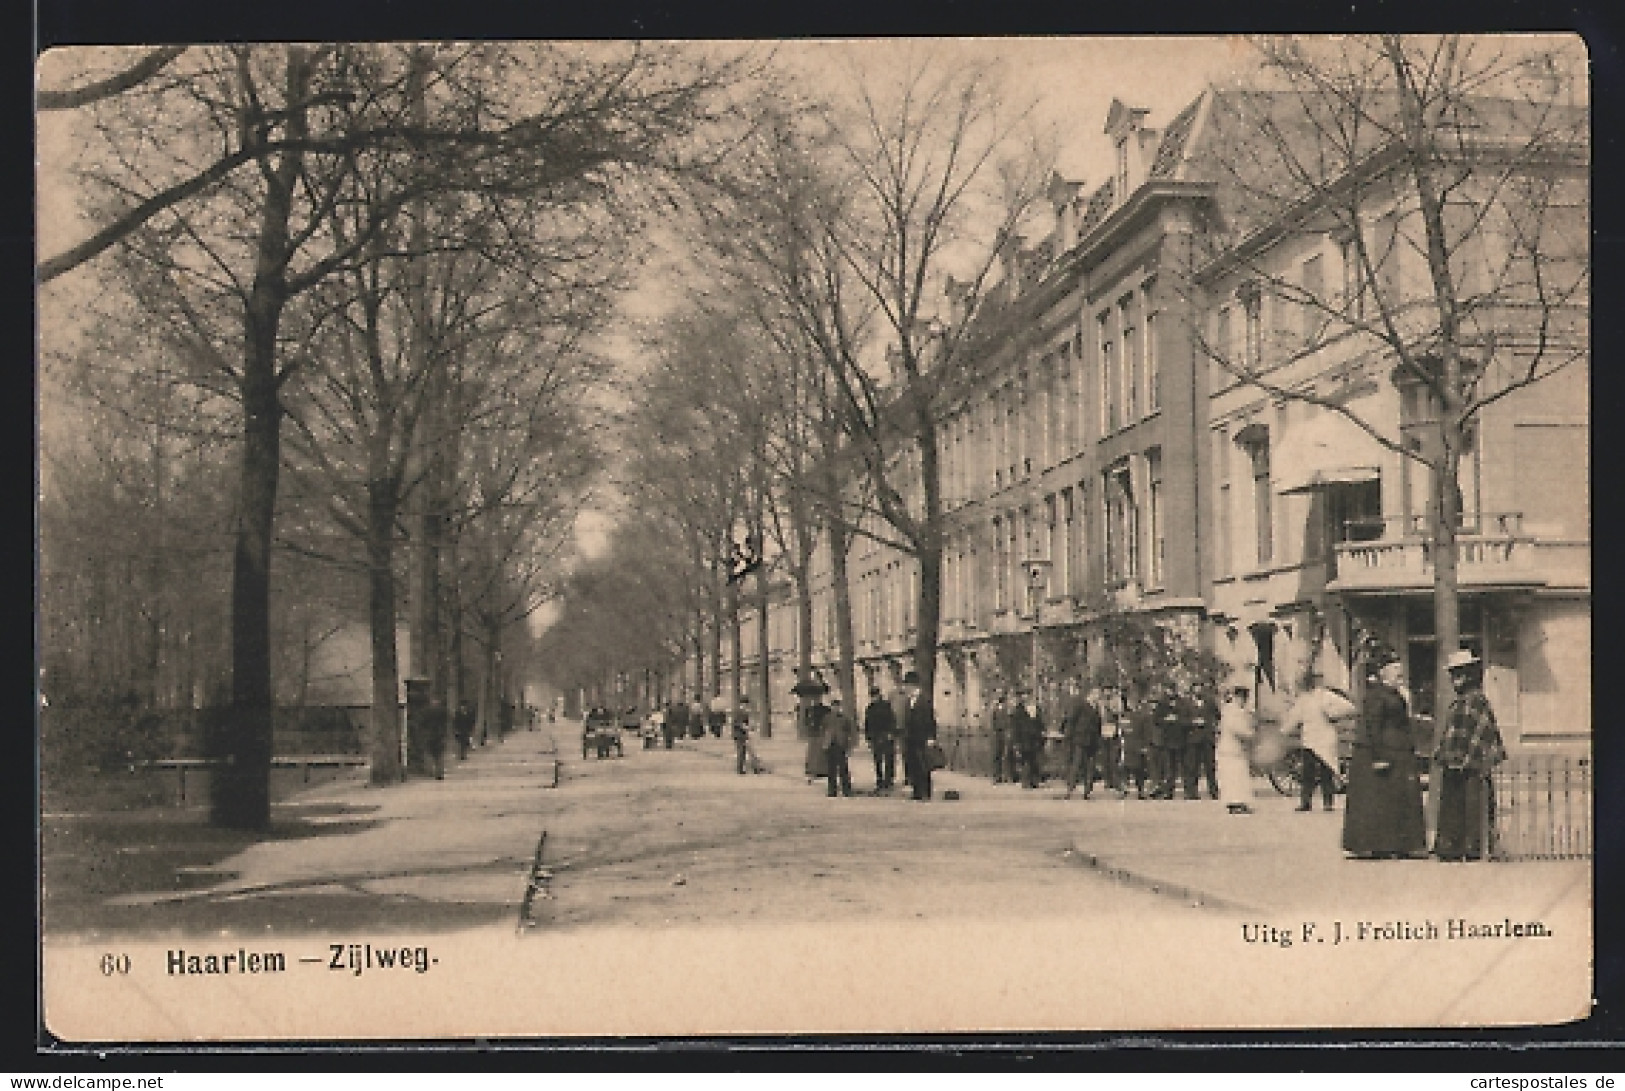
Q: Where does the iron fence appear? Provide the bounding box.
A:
[1492,753,1591,861]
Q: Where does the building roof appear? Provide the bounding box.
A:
[1149,94,1204,180]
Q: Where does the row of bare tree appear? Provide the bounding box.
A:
[535,35,1586,737]
[39,42,754,827]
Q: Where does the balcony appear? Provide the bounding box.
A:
[1328,513,1588,594]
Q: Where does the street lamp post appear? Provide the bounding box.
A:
[1021,559,1052,702]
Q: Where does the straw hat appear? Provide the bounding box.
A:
[1443,649,1481,672]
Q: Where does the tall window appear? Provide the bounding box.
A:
[1300,253,1324,345]
[1146,308,1160,412]
[1121,294,1141,421]
[1074,482,1090,594]
[1057,344,1074,456]
[1214,428,1232,578]
[1100,311,1118,433]
[1212,305,1232,390]
[1060,486,1075,595]
[1007,516,1020,612]
[992,516,1006,612]
[1248,436,1273,567]
[1045,493,1059,573]
[1019,372,1032,478]
[1038,358,1053,470]
[1240,282,1263,373]
[1374,209,1404,301]
[1004,385,1017,484]
[1104,461,1138,586]
[1338,231,1365,318]
[1146,447,1165,589]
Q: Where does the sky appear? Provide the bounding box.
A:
[37,35,1573,636]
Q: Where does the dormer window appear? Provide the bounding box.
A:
[1104,98,1151,207]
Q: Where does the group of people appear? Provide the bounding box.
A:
[803,670,938,801]
[641,640,1507,863]
[986,680,1234,805]
[1340,645,1506,862]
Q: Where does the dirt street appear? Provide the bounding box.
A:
[532,736,1170,931]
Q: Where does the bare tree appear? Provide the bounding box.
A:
[1190,34,1587,713]
[54,42,749,828]
[706,53,1052,703]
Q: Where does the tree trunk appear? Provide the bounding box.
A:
[913,408,945,704]
[485,619,503,742]
[754,564,771,737]
[708,577,724,701]
[366,478,404,785]
[691,611,706,701]
[727,578,742,713]
[828,521,858,717]
[215,303,282,830]
[794,562,815,738]
[1432,426,1463,728]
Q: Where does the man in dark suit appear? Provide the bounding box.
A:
[1010,689,1045,789]
[863,685,898,792]
[1060,679,1104,799]
[1151,685,1191,799]
[900,670,936,802]
[988,689,1012,783]
[1186,686,1220,800]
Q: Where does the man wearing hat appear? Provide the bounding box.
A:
[821,696,858,797]
[900,670,937,801]
[863,685,899,792]
[1010,687,1045,789]
[1432,649,1506,861]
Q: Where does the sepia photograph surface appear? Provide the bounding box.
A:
[36,34,1592,1041]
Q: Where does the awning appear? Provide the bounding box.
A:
[1274,410,1388,495]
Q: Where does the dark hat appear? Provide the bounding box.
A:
[1364,645,1400,672]
[868,685,882,697]
[791,678,830,698]
[901,670,921,685]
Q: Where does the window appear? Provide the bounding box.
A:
[1374,209,1404,301]
[1121,294,1140,421]
[1045,494,1059,594]
[1004,385,1017,484]
[1019,372,1032,478]
[1300,253,1324,345]
[1071,481,1089,595]
[992,516,1006,612]
[1056,346,1074,456]
[1214,429,1232,578]
[1060,486,1075,595]
[1249,436,1273,567]
[1146,448,1165,589]
[1100,311,1118,432]
[1115,135,1129,199]
[1240,282,1263,373]
[1104,461,1138,586]
[1007,515,1020,613]
[1338,232,1365,319]
[1146,309,1160,412]
[1212,306,1232,390]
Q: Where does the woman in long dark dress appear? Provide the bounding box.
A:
[1343,650,1427,859]
[1432,649,1506,861]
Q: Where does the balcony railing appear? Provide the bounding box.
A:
[1330,512,1586,593]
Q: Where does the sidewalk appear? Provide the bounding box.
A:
[739,730,1589,921]
[79,727,570,933]
[54,722,1588,935]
